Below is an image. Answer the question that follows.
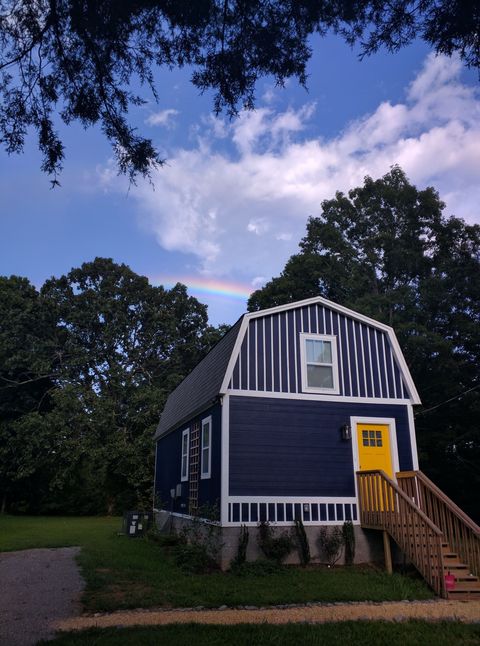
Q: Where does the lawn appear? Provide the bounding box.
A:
[43,622,480,646]
[0,515,434,612]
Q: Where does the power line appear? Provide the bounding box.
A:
[414,383,480,417]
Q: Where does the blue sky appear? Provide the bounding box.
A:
[1,36,479,325]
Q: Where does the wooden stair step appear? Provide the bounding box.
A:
[448,585,480,595]
[453,574,479,583]
[443,562,469,570]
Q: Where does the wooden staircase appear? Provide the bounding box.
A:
[357,469,480,599]
[441,541,480,600]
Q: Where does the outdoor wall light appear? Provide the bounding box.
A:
[340,424,352,441]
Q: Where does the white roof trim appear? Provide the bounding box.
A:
[220,297,421,404]
[219,315,249,394]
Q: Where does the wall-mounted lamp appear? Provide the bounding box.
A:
[340,424,352,441]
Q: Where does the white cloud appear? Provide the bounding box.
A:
[247,218,270,235]
[252,276,267,288]
[145,108,179,128]
[101,54,480,290]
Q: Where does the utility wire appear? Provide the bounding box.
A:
[414,383,480,417]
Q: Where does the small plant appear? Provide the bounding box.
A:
[258,521,293,564]
[294,518,311,566]
[179,501,224,563]
[231,524,249,569]
[318,526,344,567]
[147,529,184,548]
[342,520,356,565]
[173,543,219,574]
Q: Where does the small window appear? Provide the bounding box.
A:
[201,416,212,479]
[300,333,339,393]
[181,428,189,482]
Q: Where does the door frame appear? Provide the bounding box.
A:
[350,416,400,482]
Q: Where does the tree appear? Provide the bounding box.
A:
[249,167,480,521]
[0,276,58,512]
[0,259,226,514]
[0,1,478,183]
[39,257,221,513]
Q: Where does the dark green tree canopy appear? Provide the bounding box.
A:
[0,258,227,514]
[0,0,478,182]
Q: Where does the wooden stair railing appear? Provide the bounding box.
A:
[357,470,445,598]
[397,470,480,580]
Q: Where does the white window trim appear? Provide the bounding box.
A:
[181,428,189,482]
[200,416,212,480]
[299,333,340,394]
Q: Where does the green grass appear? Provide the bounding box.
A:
[43,622,480,646]
[0,515,434,612]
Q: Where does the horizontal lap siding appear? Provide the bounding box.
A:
[155,403,222,513]
[229,304,408,399]
[229,396,412,497]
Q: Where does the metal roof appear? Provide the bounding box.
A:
[154,317,243,438]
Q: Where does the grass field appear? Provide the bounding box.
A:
[42,622,480,646]
[0,515,434,612]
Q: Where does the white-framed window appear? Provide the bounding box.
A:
[200,416,212,479]
[181,428,189,482]
[300,333,340,394]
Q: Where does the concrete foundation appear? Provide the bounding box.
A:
[154,510,401,571]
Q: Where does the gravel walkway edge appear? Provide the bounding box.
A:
[55,599,480,632]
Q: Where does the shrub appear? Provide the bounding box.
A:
[342,521,356,565]
[173,543,218,574]
[148,530,184,548]
[258,521,293,564]
[179,501,224,562]
[231,524,249,569]
[318,526,344,566]
[294,518,311,566]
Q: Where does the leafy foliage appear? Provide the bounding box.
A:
[249,166,480,522]
[318,526,344,566]
[230,523,250,570]
[0,258,226,515]
[258,521,294,563]
[0,1,477,181]
[173,542,219,574]
[294,518,311,566]
[343,521,356,566]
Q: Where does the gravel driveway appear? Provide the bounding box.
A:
[0,547,84,646]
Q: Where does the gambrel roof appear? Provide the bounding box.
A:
[154,317,243,438]
[155,297,421,439]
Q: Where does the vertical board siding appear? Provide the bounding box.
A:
[230,304,409,399]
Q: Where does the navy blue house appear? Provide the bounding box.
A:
[153,296,421,530]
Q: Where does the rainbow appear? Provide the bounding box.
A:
[150,275,254,301]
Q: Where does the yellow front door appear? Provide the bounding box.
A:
[357,423,393,478]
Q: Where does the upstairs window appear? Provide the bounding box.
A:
[201,416,212,479]
[181,428,189,481]
[300,333,339,394]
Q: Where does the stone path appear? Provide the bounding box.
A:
[56,599,480,633]
[0,547,84,646]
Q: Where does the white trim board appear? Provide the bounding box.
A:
[228,496,357,504]
[226,389,411,406]
[407,403,419,470]
[220,394,230,526]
